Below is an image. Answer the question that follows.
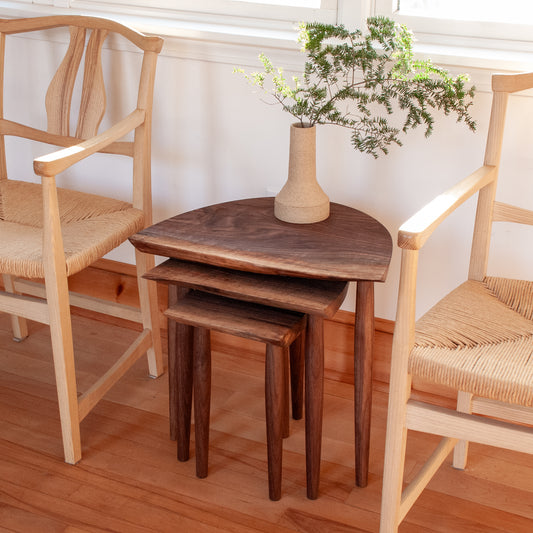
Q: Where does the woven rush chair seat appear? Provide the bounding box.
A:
[0,180,144,279]
[411,277,533,407]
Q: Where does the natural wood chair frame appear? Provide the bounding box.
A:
[380,72,533,532]
[0,16,164,465]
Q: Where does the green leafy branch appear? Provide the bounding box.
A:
[235,16,476,158]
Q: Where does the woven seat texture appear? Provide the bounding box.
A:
[411,277,533,406]
[0,180,144,278]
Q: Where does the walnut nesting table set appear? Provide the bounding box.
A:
[130,197,392,500]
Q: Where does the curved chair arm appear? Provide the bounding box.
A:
[398,165,497,251]
[33,109,145,177]
[389,166,500,406]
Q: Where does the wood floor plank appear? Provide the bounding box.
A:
[0,503,100,533]
[0,313,532,532]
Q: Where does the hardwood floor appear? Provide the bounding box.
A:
[0,312,532,532]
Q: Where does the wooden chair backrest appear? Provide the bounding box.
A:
[468,72,533,281]
[0,15,163,219]
[0,16,163,212]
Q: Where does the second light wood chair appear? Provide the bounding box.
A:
[0,16,164,464]
[380,71,533,532]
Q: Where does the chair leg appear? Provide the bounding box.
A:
[2,274,28,341]
[193,326,211,479]
[453,391,473,469]
[135,249,164,378]
[380,418,408,532]
[289,333,304,421]
[42,176,82,465]
[45,270,81,464]
[265,344,284,501]
[380,379,411,533]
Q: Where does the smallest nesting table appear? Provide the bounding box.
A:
[131,197,392,497]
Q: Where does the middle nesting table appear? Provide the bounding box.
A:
[144,258,349,499]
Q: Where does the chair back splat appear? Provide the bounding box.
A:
[0,16,164,464]
[380,71,533,532]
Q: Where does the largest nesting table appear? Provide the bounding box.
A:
[130,197,392,497]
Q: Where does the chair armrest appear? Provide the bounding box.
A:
[33,109,145,177]
[398,165,497,251]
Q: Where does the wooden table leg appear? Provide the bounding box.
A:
[176,322,194,461]
[289,334,304,421]
[282,348,290,439]
[168,285,178,441]
[305,314,324,499]
[265,344,284,501]
[168,285,194,461]
[354,281,374,487]
[168,320,177,439]
[193,326,211,479]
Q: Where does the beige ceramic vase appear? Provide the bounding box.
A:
[274,122,330,224]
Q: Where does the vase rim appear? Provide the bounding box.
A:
[291,121,315,129]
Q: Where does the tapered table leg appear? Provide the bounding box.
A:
[168,285,194,462]
[168,286,178,441]
[282,347,290,439]
[265,344,284,501]
[289,334,304,421]
[194,326,211,478]
[176,322,194,461]
[354,281,374,487]
[305,314,324,499]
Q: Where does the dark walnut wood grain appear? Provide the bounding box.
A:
[164,291,306,346]
[131,197,393,495]
[145,259,349,318]
[130,198,392,281]
[165,289,307,501]
[193,326,211,479]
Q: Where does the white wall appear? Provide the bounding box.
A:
[5,31,533,321]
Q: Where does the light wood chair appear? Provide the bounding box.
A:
[0,16,165,465]
[380,71,533,532]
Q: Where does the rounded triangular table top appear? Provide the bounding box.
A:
[130,197,392,282]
